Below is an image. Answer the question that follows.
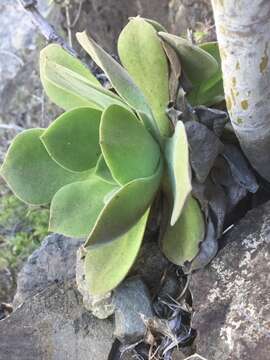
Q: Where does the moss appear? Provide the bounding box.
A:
[0,184,49,270]
[226,96,232,111]
[260,42,269,74]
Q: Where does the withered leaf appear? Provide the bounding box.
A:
[194,105,228,137]
[162,41,181,103]
[185,215,218,273]
[185,121,224,183]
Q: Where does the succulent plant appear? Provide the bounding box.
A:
[0,17,226,295]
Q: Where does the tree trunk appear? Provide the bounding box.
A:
[211,0,270,181]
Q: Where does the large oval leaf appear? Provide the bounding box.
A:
[49,175,118,237]
[41,107,101,172]
[118,18,171,137]
[76,31,160,140]
[84,209,149,295]
[162,196,205,266]
[40,44,102,110]
[43,60,127,111]
[165,121,192,226]
[85,160,163,246]
[100,105,160,184]
[187,42,224,106]
[158,32,218,85]
[95,155,116,185]
[0,129,91,205]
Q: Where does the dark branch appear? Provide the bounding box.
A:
[18,0,77,56]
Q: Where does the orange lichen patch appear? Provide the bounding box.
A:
[226,96,232,111]
[219,47,227,60]
[241,100,249,110]
[236,61,240,70]
[260,42,269,74]
[230,88,236,105]
[236,117,243,124]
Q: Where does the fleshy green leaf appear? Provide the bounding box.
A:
[165,121,192,226]
[0,129,91,205]
[162,196,205,266]
[76,31,160,140]
[188,42,224,106]
[100,104,160,184]
[40,44,102,110]
[95,155,116,185]
[134,17,168,32]
[85,160,163,246]
[84,209,149,295]
[41,107,101,172]
[43,59,127,111]
[118,18,171,137]
[158,32,218,85]
[199,41,224,104]
[49,175,118,237]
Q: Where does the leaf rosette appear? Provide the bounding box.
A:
[1,17,233,296]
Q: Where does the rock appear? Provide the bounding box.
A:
[76,245,115,319]
[13,233,83,308]
[0,1,62,136]
[169,0,215,41]
[190,201,270,360]
[76,238,168,319]
[74,0,214,54]
[0,303,13,321]
[0,280,114,360]
[0,268,16,304]
[113,276,153,343]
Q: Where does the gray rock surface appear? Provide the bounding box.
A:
[190,201,270,360]
[113,276,153,342]
[0,268,16,304]
[169,0,214,39]
[0,280,114,360]
[0,0,61,138]
[13,233,83,308]
[75,0,214,53]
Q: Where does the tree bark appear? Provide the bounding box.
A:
[211,0,270,181]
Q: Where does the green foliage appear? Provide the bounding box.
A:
[100,105,161,184]
[162,196,205,266]
[41,107,102,172]
[165,121,192,226]
[0,129,91,205]
[85,209,149,295]
[76,31,161,143]
[118,18,171,136]
[0,188,49,270]
[159,32,218,84]
[0,17,225,295]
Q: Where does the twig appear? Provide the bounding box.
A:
[0,124,24,132]
[17,0,77,56]
[64,0,73,48]
[71,0,84,28]
[176,274,191,302]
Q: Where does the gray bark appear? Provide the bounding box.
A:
[211,0,270,181]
